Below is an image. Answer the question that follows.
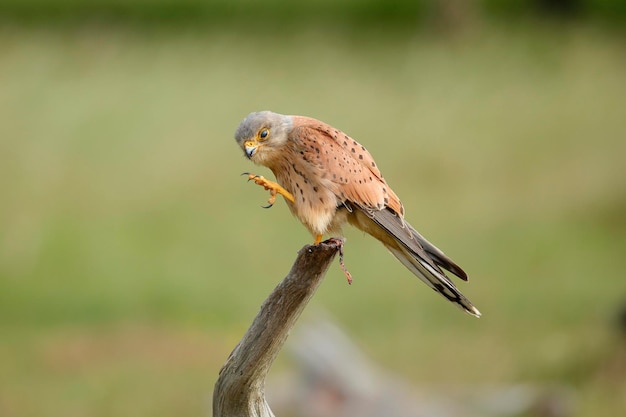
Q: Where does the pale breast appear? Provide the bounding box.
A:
[271,147,343,237]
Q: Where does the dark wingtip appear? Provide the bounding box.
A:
[446,262,469,281]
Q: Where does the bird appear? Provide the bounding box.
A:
[234,111,480,317]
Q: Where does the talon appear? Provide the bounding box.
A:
[262,191,277,208]
[242,173,295,204]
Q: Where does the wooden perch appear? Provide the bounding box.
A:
[212,238,343,417]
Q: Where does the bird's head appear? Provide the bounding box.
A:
[234,111,293,166]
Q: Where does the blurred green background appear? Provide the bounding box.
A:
[1,1,625,416]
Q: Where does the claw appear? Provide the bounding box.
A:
[243,172,261,182]
[242,173,295,204]
[262,192,276,209]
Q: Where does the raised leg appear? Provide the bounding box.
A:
[244,173,295,208]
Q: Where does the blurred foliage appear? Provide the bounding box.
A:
[4,0,427,26]
[485,0,626,19]
[0,0,625,25]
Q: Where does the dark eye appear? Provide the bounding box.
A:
[259,129,269,139]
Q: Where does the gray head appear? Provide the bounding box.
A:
[234,111,293,166]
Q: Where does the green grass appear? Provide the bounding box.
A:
[1,23,625,416]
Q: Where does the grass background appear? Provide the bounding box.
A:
[1,19,625,416]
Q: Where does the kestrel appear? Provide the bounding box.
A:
[234,111,480,317]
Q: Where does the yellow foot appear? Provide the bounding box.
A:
[244,173,295,208]
[314,234,323,245]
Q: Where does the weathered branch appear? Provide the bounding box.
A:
[212,239,342,417]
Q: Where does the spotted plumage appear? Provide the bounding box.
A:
[234,111,480,317]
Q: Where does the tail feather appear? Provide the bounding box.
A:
[405,223,468,281]
[385,244,480,317]
[353,205,480,317]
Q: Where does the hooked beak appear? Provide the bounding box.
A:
[244,141,258,159]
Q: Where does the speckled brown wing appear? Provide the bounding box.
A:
[290,116,404,216]
[290,116,479,317]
